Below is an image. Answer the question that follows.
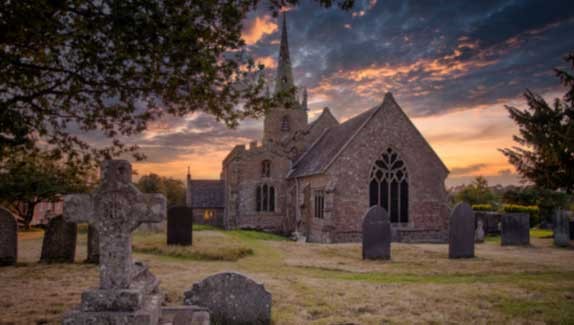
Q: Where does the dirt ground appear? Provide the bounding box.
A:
[1,229,573,324]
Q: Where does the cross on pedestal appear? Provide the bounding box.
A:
[64,160,166,290]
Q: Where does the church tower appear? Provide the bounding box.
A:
[263,13,308,144]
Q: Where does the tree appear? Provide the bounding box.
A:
[0,0,353,169]
[0,150,93,229]
[500,53,574,193]
[136,173,186,207]
[454,176,498,206]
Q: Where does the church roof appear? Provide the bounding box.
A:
[288,105,377,178]
[189,180,225,208]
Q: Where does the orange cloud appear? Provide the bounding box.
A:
[242,16,278,46]
[255,55,277,69]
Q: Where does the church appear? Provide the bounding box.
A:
[186,15,450,243]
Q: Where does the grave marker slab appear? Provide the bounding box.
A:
[184,272,271,325]
[554,209,570,247]
[61,160,166,325]
[0,207,17,266]
[449,202,475,258]
[40,215,77,263]
[167,206,193,246]
[475,218,485,243]
[501,213,530,246]
[362,206,391,260]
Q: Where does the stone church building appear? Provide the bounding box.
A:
[187,15,450,243]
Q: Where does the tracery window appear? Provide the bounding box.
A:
[256,184,275,212]
[262,160,271,178]
[281,115,290,131]
[369,148,409,223]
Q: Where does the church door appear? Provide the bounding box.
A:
[369,148,409,224]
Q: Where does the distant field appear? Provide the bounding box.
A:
[1,228,573,324]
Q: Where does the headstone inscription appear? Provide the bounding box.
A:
[554,209,570,247]
[501,213,530,246]
[40,215,77,263]
[86,224,99,264]
[184,272,272,325]
[167,206,193,246]
[362,206,391,260]
[0,207,17,266]
[61,160,166,325]
[449,202,475,258]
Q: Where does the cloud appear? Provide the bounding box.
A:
[450,163,487,176]
[242,15,278,45]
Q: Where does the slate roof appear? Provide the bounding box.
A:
[288,105,378,178]
[189,180,225,208]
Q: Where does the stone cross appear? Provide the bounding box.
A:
[63,160,166,289]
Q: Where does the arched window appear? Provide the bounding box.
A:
[261,160,271,178]
[256,184,275,212]
[369,148,409,223]
[281,115,290,131]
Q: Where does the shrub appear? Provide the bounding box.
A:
[502,204,540,227]
[472,204,494,211]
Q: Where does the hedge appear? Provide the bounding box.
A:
[471,204,494,211]
[502,204,540,227]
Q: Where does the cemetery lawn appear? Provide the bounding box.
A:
[1,229,573,324]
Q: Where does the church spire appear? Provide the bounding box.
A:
[275,12,294,96]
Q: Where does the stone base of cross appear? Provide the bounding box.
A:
[62,160,166,325]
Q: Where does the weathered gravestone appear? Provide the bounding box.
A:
[40,215,77,263]
[449,202,475,258]
[184,272,271,325]
[362,206,391,260]
[475,218,485,243]
[167,206,193,246]
[554,209,570,247]
[501,213,530,246]
[86,224,99,264]
[475,211,502,235]
[0,207,17,266]
[61,160,167,325]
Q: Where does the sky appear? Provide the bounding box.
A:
[130,0,574,188]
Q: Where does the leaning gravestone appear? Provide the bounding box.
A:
[501,213,530,246]
[62,160,167,325]
[449,202,475,258]
[362,206,391,260]
[0,207,18,266]
[475,218,485,243]
[184,272,271,325]
[554,209,570,247]
[167,206,193,246]
[40,215,77,263]
[86,224,99,264]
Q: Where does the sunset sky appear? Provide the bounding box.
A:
[130,0,574,187]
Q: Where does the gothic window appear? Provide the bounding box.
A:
[261,160,271,178]
[281,115,290,132]
[369,148,409,223]
[256,184,276,212]
[314,190,325,219]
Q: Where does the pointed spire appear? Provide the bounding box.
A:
[187,166,191,182]
[275,12,294,96]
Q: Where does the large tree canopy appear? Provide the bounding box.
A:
[500,53,574,193]
[0,0,353,168]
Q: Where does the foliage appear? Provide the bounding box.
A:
[136,173,185,206]
[501,186,540,206]
[502,204,540,227]
[0,0,353,169]
[0,150,93,228]
[454,176,498,206]
[500,53,574,193]
[472,204,494,211]
[530,228,553,239]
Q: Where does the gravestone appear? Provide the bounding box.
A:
[501,213,530,246]
[570,221,574,240]
[184,272,271,325]
[167,206,193,246]
[475,218,485,243]
[40,215,77,263]
[554,209,570,247]
[61,160,167,325]
[474,211,502,234]
[362,206,391,260]
[86,224,99,264]
[449,202,475,258]
[0,207,18,266]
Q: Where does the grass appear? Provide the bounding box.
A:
[2,226,574,325]
[531,228,553,239]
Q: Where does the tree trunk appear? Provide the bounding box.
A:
[23,201,36,230]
